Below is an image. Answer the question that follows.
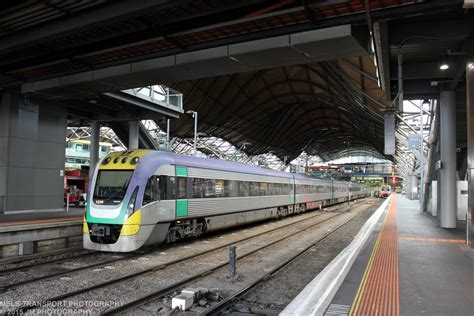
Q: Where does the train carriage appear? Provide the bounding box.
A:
[293,175,333,210]
[84,150,369,252]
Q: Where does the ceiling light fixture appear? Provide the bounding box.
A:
[439,54,449,70]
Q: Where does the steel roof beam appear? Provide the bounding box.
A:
[0,1,199,55]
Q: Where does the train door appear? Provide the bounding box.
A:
[331,179,335,202]
[349,181,352,202]
[289,177,296,205]
[175,166,188,218]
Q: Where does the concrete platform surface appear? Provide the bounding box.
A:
[328,194,473,316]
[0,208,84,226]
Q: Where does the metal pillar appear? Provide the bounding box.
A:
[405,175,411,198]
[193,113,198,156]
[411,174,418,200]
[166,118,170,150]
[424,100,439,214]
[128,121,139,150]
[466,62,474,246]
[397,44,404,112]
[89,121,100,179]
[228,245,237,279]
[438,91,457,228]
[419,104,424,211]
[384,112,396,155]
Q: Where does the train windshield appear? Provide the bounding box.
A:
[93,170,133,205]
[381,186,391,192]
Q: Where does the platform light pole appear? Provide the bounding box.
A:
[186,110,198,156]
[166,118,170,150]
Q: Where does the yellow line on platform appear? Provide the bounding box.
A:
[349,200,390,315]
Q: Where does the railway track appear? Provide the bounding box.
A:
[103,200,376,315]
[0,252,135,291]
[0,247,86,266]
[101,210,358,314]
[203,216,353,315]
[5,206,346,315]
[0,249,93,275]
[0,206,333,294]
[3,200,375,316]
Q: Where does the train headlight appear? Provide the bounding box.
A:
[102,157,111,165]
[130,157,140,165]
[126,186,139,218]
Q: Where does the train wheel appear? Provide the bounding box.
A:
[166,229,178,243]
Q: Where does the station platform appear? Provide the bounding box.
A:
[0,208,84,227]
[283,195,473,315]
[0,209,84,259]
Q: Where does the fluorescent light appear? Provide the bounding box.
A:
[439,63,449,70]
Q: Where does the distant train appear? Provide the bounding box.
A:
[83,150,370,252]
[379,185,392,198]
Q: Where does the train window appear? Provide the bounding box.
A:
[143,176,160,205]
[268,183,276,195]
[176,177,187,199]
[278,183,284,195]
[204,179,216,198]
[274,183,281,195]
[215,179,227,198]
[166,176,177,199]
[93,170,133,205]
[192,178,205,198]
[227,180,238,197]
[238,181,250,196]
[180,178,294,198]
[249,182,258,196]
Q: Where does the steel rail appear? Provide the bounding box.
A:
[1,205,342,291]
[0,252,135,292]
[0,249,94,275]
[0,246,86,266]
[203,214,357,315]
[101,211,350,315]
[6,206,338,315]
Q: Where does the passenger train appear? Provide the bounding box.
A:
[83,150,370,252]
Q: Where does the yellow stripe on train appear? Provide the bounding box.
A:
[120,210,141,236]
[83,216,89,234]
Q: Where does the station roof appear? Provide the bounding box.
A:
[0,0,471,163]
[169,58,388,162]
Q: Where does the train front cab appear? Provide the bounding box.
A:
[379,185,392,198]
[83,150,173,252]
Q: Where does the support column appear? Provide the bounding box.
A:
[466,62,474,246]
[128,121,139,150]
[89,121,100,180]
[438,90,457,228]
[405,175,410,198]
[411,174,418,200]
[0,93,66,213]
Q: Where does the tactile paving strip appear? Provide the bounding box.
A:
[350,196,399,316]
